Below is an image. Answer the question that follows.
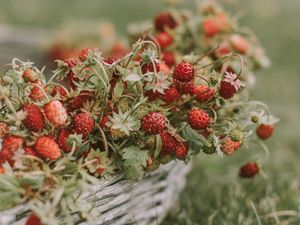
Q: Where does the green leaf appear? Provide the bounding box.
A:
[114,80,124,97]
[181,125,208,155]
[20,174,44,190]
[125,73,142,82]
[154,135,162,157]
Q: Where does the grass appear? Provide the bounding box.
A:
[1,0,300,224]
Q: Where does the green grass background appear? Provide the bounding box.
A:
[1,0,300,224]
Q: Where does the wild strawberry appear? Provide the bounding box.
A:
[0,122,9,138]
[230,34,249,54]
[221,137,241,155]
[239,162,259,178]
[173,62,194,82]
[256,124,274,139]
[188,108,210,130]
[215,42,231,57]
[57,129,73,152]
[23,103,45,132]
[219,72,244,99]
[73,113,94,138]
[22,69,37,82]
[66,71,79,90]
[203,17,220,36]
[160,86,180,102]
[26,213,43,225]
[100,115,110,129]
[79,48,92,62]
[43,100,68,127]
[50,86,67,98]
[64,58,77,68]
[162,51,176,67]
[174,79,194,95]
[154,12,178,31]
[175,142,188,159]
[29,81,45,102]
[160,131,178,154]
[35,136,61,160]
[67,91,93,112]
[104,56,118,65]
[24,146,37,156]
[155,32,173,49]
[0,167,4,173]
[141,112,166,135]
[194,85,215,103]
[144,90,160,101]
[2,135,24,152]
[141,62,160,74]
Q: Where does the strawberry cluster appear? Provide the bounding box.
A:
[0,1,277,223]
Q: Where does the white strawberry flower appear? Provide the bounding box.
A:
[223,72,245,91]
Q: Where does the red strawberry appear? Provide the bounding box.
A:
[0,167,4,173]
[175,142,188,159]
[188,108,210,130]
[155,32,173,49]
[194,85,215,103]
[230,34,249,54]
[221,137,241,155]
[160,86,180,102]
[174,79,194,95]
[43,100,67,127]
[0,122,9,138]
[23,103,45,132]
[79,48,92,62]
[141,112,166,135]
[57,129,73,152]
[104,56,118,65]
[35,136,61,160]
[26,213,43,225]
[67,91,93,112]
[173,62,194,82]
[24,146,37,157]
[154,12,178,31]
[2,135,24,152]
[64,58,77,68]
[29,81,45,102]
[144,90,160,101]
[203,17,220,36]
[219,72,244,99]
[22,69,37,82]
[162,51,176,67]
[256,124,274,139]
[160,131,178,154]
[66,71,79,90]
[99,115,110,129]
[73,113,94,138]
[239,162,259,178]
[141,61,160,74]
[50,86,67,98]
[215,42,231,57]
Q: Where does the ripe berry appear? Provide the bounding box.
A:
[188,108,210,130]
[162,51,176,68]
[79,48,92,62]
[160,86,180,102]
[141,112,166,135]
[99,115,110,129]
[24,146,37,157]
[193,85,214,103]
[26,213,42,225]
[174,79,194,95]
[35,136,61,160]
[64,58,77,68]
[256,124,274,140]
[141,62,160,74]
[230,34,249,54]
[43,100,68,127]
[203,17,220,36]
[155,32,173,49]
[23,103,45,132]
[144,90,160,101]
[239,162,259,178]
[0,122,9,138]
[66,71,79,90]
[154,12,178,31]
[22,69,37,82]
[2,135,24,152]
[67,91,93,112]
[29,81,45,102]
[221,137,241,155]
[175,142,188,159]
[219,80,237,99]
[57,129,73,152]
[73,113,94,138]
[160,131,178,154]
[50,86,67,98]
[173,62,194,82]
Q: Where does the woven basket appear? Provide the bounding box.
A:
[0,161,191,225]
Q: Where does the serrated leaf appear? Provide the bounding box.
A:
[181,125,208,155]
[125,73,142,82]
[154,135,162,157]
[20,174,44,189]
[114,80,124,97]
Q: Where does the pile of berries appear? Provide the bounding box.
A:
[0,1,277,224]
